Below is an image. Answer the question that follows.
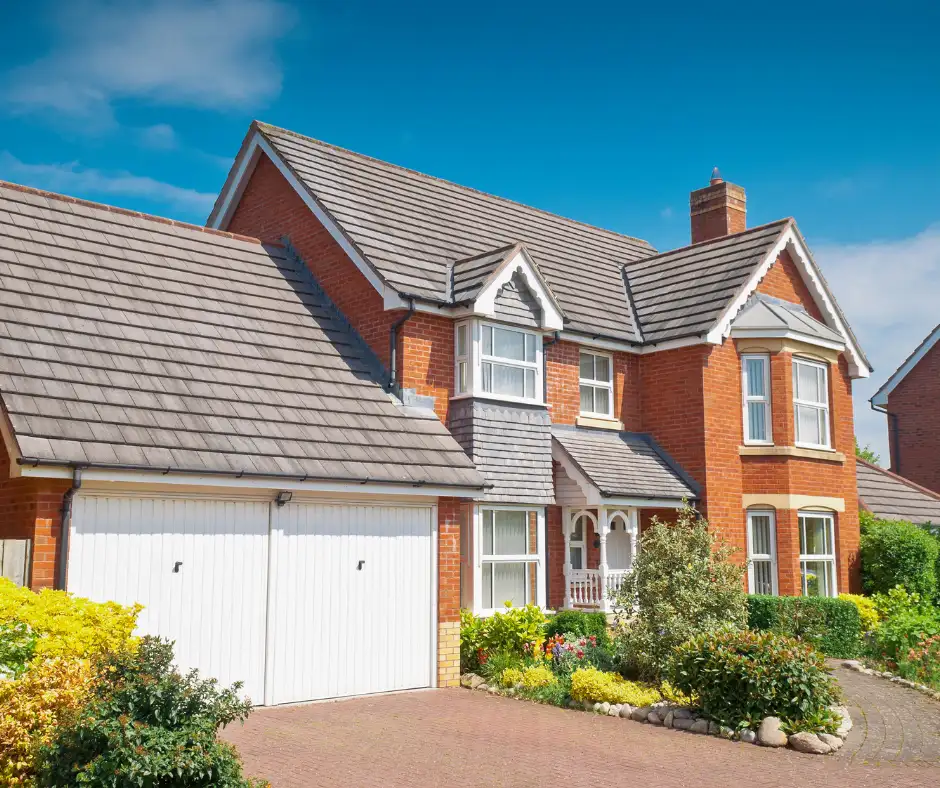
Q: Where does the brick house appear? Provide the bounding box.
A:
[210,123,870,610]
[870,324,940,494]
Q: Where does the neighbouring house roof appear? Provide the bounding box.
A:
[0,181,485,491]
[870,323,940,407]
[551,426,699,502]
[209,123,870,373]
[730,293,846,348]
[857,459,940,525]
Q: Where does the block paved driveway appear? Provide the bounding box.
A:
[225,670,940,788]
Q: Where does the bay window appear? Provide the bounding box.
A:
[799,512,837,597]
[741,353,771,444]
[793,358,831,449]
[746,510,777,595]
[478,507,544,612]
[579,350,614,418]
[454,320,543,404]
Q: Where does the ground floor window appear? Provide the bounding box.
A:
[746,510,777,595]
[476,506,545,613]
[799,511,837,597]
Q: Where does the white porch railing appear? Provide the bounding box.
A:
[568,568,629,611]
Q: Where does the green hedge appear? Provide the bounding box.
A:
[747,595,861,658]
[545,610,610,648]
[860,517,938,599]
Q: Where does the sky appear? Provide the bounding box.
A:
[0,0,938,464]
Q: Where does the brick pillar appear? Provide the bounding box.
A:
[437,497,461,686]
[775,508,801,596]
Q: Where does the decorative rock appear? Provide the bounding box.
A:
[647,711,663,726]
[487,685,501,694]
[708,721,720,736]
[568,700,580,710]
[632,706,652,722]
[672,708,693,720]
[593,702,603,713]
[788,732,832,755]
[583,700,594,712]
[619,704,634,719]
[831,705,853,739]
[719,726,735,740]
[740,729,757,744]
[663,711,675,729]
[672,717,696,731]
[477,683,489,691]
[468,674,485,689]
[757,717,788,747]
[841,660,862,670]
[690,719,710,734]
[608,705,620,717]
[818,733,844,751]
[598,702,611,715]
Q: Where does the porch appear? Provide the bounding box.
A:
[562,508,637,611]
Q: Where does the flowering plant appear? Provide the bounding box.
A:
[546,632,612,676]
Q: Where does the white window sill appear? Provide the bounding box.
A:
[739,445,845,463]
[451,392,546,407]
[743,440,775,447]
[576,414,623,430]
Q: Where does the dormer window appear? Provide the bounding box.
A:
[454,320,543,404]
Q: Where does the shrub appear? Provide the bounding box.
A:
[869,605,940,666]
[36,637,266,788]
[871,585,927,619]
[613,505,747,680]
[459,604,546,672]
[747,595,862,658]
[478,650,524,684]
[0,657,93,787]
[499,667,524,688]
[0,578,140,660]
[569,668,662,706]
[895,633,940,689]
[524,674,571,707]
[839,593,881,633]
[0,621,38,680]
[459,608,484,671]
[669,630,840,731]
[520,665,555,690]
[544,610,610,648]
[545,633,614,676]
[860,518,938,598]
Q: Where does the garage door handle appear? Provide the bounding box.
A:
[173,561,183,573]
[357,560,365,570]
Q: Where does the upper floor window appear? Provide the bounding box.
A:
[579,350,613,418]
[793,358,830,449]
[741,354,771,444]
[455,320,543,404]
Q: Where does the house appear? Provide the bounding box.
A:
[209,122,869,611]
[857,458,940,527]
[870,324,940,494]
[0,122,870,704]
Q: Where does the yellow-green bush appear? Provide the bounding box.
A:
[500,667,524,688]
[0,657,93,786]
[0,578,140,659]
[839,593,880,632]
[520,665,555,690]
[660,680,696,706]
[569,668,662,706]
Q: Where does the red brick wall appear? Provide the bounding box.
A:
[401,313,454,423]
[438,497,461,623]
[0,445,69,590]
[887,340,940,494]
[756,250,825,322]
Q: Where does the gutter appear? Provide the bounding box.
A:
[56,466,84,590]
[388,297,415,395]
[18,457,490,493]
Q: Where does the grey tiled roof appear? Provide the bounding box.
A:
[857,460,940,525]
[0,181,485,489]
[551,426,699,500]
[625,220,791,343]
[731,293,845,344]
[451,243,519,302]
[233,123,654,341]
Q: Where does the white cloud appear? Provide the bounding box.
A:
[138,123,178,149]
[4,0,296,125]
[813,226,940,465]
[0,151,215,216]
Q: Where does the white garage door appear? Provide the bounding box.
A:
[68,495,434,706]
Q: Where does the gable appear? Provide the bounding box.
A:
[494,270,542,328]
[871,323,940,407]
[755,249,825,322]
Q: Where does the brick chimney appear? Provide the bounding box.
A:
[690,167,746,243]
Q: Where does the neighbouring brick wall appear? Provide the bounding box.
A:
[887,340,940,494]
[0,445,69,590]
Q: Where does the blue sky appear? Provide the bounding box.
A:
[1,0,938,462]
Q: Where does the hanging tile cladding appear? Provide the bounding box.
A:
[493,271,542,328]
[448,399,553,504]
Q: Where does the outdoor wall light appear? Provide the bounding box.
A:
[275,490,293,507]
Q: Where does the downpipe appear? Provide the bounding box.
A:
[56,466,83,590]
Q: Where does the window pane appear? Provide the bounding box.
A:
[456,324,467,357]
[493,510,527,555]
[572,519,583,540]
[796,404,821,445]
[796,362,822,403]
[579,384,594,413]
[483,325,493,356]
[570,546,583,570]
[800,516,831,556]
[748,402,767,441]
[580,352,594,380]
[594,386,610,415]
[492,327,527,361]
[482,562,493,608]
[482,362,492,392]
[818,409,830,448]
[752,559,774,595]
[483,509,494,554]
[492,562,526,607]
[524,333,536,363]
[490,363,525,397]
[801,560,833,597]
[457,361,467,393]
[524,368,535,399]
[745,357,766,397]
[750,515,772,556]
[594,355,611,383]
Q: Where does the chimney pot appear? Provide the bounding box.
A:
[690,171,746,243]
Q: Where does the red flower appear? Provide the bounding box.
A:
[577,650,584,658]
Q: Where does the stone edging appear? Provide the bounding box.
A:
[460,673,851,755]
[841,659,940,702]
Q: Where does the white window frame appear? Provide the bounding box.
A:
[568,513,587,571]
[579,349,614,418]
[741,353,772,445]
[453,319,544,405]
[798,511,838,598]
[746,510,777,595]
[793,357,831,449]
[474,505,546,615]
[455,322,470,394]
